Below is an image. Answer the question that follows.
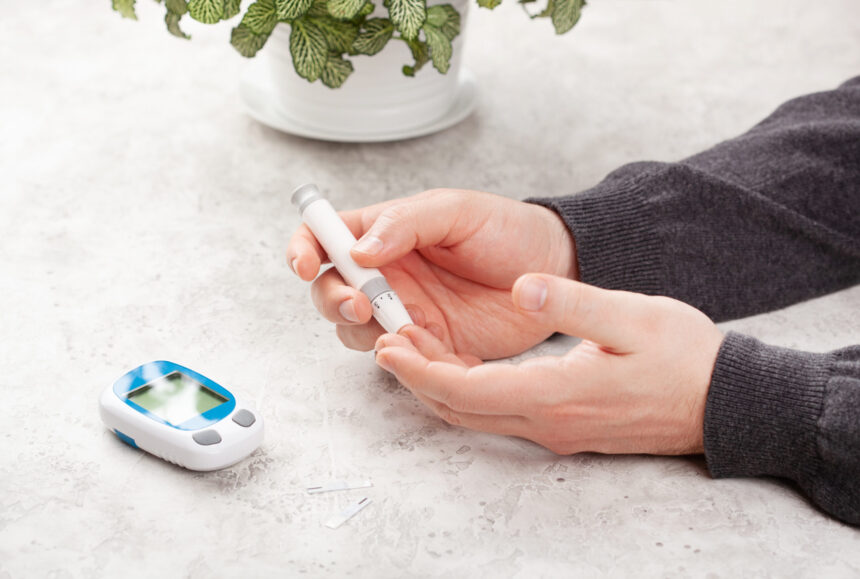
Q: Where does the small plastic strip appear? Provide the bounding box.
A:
[324,497,372,529]
[307,479,373,494]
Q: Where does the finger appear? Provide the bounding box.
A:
[410,389,529,438]
[512,274,648,352]
[376,345,529,435]
[310,268,373,324]
[457,353,483,367]
[375,346,526,415]
[286,224,326,281]
[336,319,385,351]
[287,200,400,279]
[375,332,419,353]
[350,190,474,268]
[336,304,426,351]
[399,325,468,367]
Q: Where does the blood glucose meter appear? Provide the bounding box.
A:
[100,361,263,471]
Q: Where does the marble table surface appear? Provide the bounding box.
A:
[2,0,859,577]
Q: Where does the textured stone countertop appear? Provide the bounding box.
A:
[2,1,859,577]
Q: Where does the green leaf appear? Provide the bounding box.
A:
[290,19,328,81]
[231,23,271,56]
[388,0,425,41]
[352,1,375,21]
[310,15,359,52]
[320,53,354,88]
[424,26,451,73]
[476,0,501,8]
[536,0,553,18]
[425,4,459,40]
[401,38,428,76]
[165,0,188,15]
[188,0,224,23]
[352,18,394,55]
[550,0,583,34]
[327,0,365,19]
[306,0,330,17]
[223,0,242,19]
[276,0,314,20]
[243,0,278,34]
[165,11,191,38]
[112,0,137,19]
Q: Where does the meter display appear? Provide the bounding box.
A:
[127,371,228,426]
[99,361,263,471]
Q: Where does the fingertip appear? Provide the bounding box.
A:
[375,349,395,373]
[352,292,374,324]
[291,254,321,282]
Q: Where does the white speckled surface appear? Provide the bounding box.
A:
[2,1,859,577]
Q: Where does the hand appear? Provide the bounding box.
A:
[286,189,577,360]
[374,273,725,455]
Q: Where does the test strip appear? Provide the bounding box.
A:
[324,497,372,529]
[307,479,373,494]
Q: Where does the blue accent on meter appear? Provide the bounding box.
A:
[111,361,236,431]
[114,429,138,448]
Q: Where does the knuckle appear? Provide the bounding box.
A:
[440,389,466,413]
[436,405,462,427]
[560,282,585,328]
[336,324,374,352]
[379,204,411,225]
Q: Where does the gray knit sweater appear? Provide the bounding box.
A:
[529,76,860,525]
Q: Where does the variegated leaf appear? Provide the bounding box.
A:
[188,0,224,24]
[320,53,354,88]
[388,0,425,41]
[243,0,278,34]
[551,0,583,34]
[352,18,394,56]
[231,23,270,56]
[276,0,314,20]
[290,19,328,81]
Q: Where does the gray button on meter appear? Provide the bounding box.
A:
[192,429,222,445]
[232,409,256,427]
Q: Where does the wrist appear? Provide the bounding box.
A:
[539,205,579,280]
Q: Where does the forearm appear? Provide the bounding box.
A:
[529,76,860,321]
[705,333,860,526]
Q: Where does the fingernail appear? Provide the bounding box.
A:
[354,235,383,256]
[338,299,359,323]
[518,277,548,311]
[290,257,299,275]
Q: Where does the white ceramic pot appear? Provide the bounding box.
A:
[263,0,471,136]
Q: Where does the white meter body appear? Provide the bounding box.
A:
[100,361,263,471]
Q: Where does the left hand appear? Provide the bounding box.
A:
[374,273,725,455]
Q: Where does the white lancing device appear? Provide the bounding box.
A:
[292,183,413,334]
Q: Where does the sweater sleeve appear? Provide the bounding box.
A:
[527,76,860,322]
[705,333,860,525]
[527,77,860,525]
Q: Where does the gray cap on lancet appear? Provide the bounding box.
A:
[291,183,323,215]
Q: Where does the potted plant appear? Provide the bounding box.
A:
[111,0,586,139]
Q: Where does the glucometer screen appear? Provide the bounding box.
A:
[128,371,228,426]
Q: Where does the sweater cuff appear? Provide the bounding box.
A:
[526,172,664,294]
[703,332,832,485]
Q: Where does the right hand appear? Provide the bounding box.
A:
[286,188,578,361]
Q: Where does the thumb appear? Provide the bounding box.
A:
[512,273,647,351]
[350,192,468,267]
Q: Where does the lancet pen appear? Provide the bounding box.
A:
[291,183,413,334]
